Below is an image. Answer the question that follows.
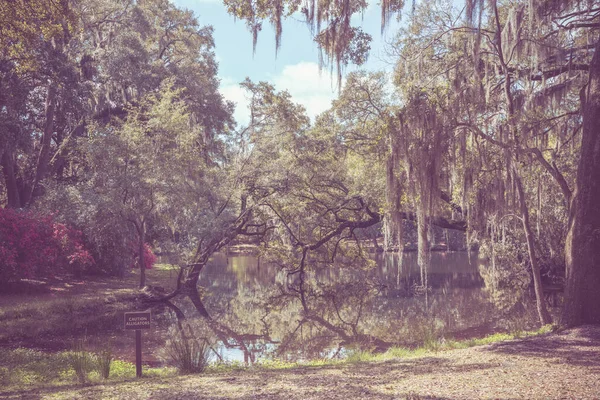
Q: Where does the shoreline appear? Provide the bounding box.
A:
[2,325,599,399]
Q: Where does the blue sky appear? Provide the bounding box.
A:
[172,0,403,126]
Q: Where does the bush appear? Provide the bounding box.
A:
[479,235,531,312]
[419,319,446,352]
[69,339,95,384]
[130,242,157,270]
[96,347,113,379]
[0,208,94,282]
[164,325,211,374]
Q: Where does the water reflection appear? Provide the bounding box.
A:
[156,251,542,363]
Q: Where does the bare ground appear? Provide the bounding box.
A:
[2,325,600,400]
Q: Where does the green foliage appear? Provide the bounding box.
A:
[346,326,554,364]
[163,326,212,374]
[206,360,248,373]
[39,183,137,276]
[384,346,415,358]
[96,347,113,380]
[1,0,234,282]
[223,0,401,85]
[68,339,95,384]
[0,347,175,391]
[1,0,595,387]
[478,234,531,312]
[346,349,376,363]
[109,359,137,379]
[0,348,71,389]
[422,332,442,353]
[0,0,76,73]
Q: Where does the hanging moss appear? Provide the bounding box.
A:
[384,91,451,288]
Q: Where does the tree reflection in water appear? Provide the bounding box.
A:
[157,250,542,363]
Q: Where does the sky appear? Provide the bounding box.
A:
[172,0,403,127]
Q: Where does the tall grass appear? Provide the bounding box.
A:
[96,347,113,379]
[164,326,211,374]
[0,347,175,391]
[69,338,95,384]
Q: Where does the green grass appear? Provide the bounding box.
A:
[200,325,559,373]
[204,357,343,374]
[0,267,560,394]
[0,295,132,343]
[198,325,554,374]
[0,324,558,393]
[0,267,177,343]
[0,347,175,393]
[257,358,341,370]
[342,324,557,365]
[0,268,181,393]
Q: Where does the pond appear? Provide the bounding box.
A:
[144,250,551,365]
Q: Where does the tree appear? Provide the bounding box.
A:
[223,0,401,84]
[563,37,600,326]
[0,0,233,212]
[387,0,598,326]
[460,0,599,326]
[1,0,235,280]
[0,0,80,208]
[82,81,214,287]
[220,0,598,327]
[334,0,578,325]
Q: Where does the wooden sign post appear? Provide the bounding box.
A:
[124,311,151,378]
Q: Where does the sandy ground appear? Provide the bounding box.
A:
[2,325,600,400]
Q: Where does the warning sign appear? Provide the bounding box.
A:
[124,311,151,330]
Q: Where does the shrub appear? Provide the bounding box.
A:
[0,208,94,282]
[96,348,113,379]
[478,234,531,312]
[419,319,446,352]
[69,339,95,384]
[164,325,211,374]
[130,242,157,270]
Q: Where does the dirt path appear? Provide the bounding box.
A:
[3,326,600,400]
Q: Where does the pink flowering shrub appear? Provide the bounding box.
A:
[130,242,157,270]
[0,208,94,282]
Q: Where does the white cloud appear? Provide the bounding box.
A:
[220,62,340,129]
[220,77,251,127]
[271,62,339,122]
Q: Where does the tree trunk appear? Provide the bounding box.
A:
[1,150,21,208]
[186,288,211,319]
[492,0,551,326]
[138,223,146,289]
[28,84,57,206]
[514,165,552,326]
[561,39,600,327]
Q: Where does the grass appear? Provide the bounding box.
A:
[3,326,595,400]
[342,324,557,365]
[200,324,558,374]
[0,293,138,346]
[254,358,341,370]
[97,347,113,379]
[0,266,177,344]
[164,331,211,374]
[0,323,558,394]
[0,266,560,395]
[0,267,179,393]
[69,338,95,384]
[0,347,175,393]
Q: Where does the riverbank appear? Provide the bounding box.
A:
[2,325,599,399]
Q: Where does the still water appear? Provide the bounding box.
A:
[150,251,545,364]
